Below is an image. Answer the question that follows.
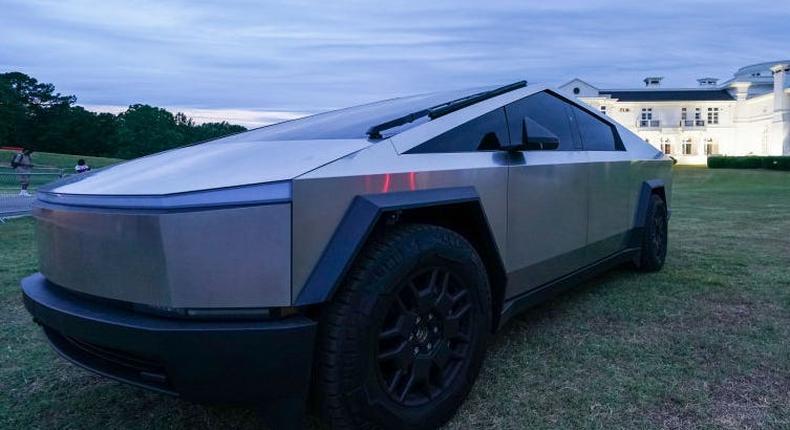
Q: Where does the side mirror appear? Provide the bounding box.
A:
[501,116,560,151]
[520,116,559,150]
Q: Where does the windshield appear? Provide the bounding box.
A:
[228,86,495,142]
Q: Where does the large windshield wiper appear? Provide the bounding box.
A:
[366,80,527,139]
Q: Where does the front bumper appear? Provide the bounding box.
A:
[21,273,317,404]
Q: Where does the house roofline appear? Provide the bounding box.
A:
[599,87,732,93]
[559,78,599,90]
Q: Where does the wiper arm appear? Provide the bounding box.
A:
[366,80,527,139]
[365,109,431,140]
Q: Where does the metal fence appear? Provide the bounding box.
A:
[0,168,65,219]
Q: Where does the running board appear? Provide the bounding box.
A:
[498,248,640,329]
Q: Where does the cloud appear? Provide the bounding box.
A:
[1,0,789,124]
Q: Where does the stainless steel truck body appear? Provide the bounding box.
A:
[22,82,672,430]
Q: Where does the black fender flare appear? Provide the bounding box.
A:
[629,179,667,248]
[294,186,506,309]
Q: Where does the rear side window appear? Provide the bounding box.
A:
[407,108,509,153]
[570,105,619,151]
[504,91,579,151]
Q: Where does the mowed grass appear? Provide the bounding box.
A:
[1,167,788,429]
[0,149,123,193]
[0,149,123,171]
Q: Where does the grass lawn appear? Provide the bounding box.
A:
[1,167,788,429]
[0,149,123,171]
[0,149,123,194]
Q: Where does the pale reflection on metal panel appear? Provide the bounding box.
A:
[36,203,291,308]
[292,143,509,298]
[36,205,170,304]
[506,151,590,297]
[586,153,634,260]
[47,139,370,196]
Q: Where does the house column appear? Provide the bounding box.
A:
[770,64,790,155]
[731,82,751,155]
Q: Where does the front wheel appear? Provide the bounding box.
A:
[317,224,491,430]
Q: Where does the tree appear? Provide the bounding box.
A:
[115,104,186,158]
[35,107,119,157]
[0,71,247,158]
[189,121,247,142]
[0,72,75,148]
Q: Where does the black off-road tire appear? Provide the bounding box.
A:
[638,194,668,272]
[317,224,492,430]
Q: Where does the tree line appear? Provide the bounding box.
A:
[0,72,247,159]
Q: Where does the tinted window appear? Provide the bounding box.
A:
[571,105,618,151]
[407,108,509,153]
[219,87,497,142]
[504,91,578,150]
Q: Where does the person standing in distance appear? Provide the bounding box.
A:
[10,149,34,197]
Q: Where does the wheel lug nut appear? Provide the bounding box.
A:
[427,343,432,350]
[413,347,419,355]
[433,327,438,333]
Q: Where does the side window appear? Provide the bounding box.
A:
[570,105,618,151]
[504,91,578,150]
[407,108,509,153]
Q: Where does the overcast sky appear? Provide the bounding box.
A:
[2,0,789,126]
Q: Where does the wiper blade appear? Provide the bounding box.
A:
[427,80,527,120]
[366,80,527,139]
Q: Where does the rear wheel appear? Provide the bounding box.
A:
[638,194,668,271]
[317,224,491,430]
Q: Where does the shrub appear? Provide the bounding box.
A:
[761,156,790,171]
[707,156,790,171]
[707,156,762,169]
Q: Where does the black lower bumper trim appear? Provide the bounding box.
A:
[21,273,317,404]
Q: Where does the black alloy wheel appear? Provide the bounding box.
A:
[317,224,491,430]
[376,266,474,406]
[639,194,668,271]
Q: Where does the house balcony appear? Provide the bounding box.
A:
[680,119,706,128]
[637,120,660,128]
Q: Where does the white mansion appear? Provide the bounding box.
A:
[559,60,790,164]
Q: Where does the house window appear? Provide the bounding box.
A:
[619,107,630,113]
[681,108,687,121]
[707,107,719,125]
[573,87,581,95]
[661,143,672,154]
[600,105,607,115]
[682,140,693,155]
[704,138,718,155]
[640,108,655,127]
[692,107,704,126]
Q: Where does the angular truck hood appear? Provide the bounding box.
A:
[47,138,370,195]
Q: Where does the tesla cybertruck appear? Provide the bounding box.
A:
[22,81,672,429]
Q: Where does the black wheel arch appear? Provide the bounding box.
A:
[628,179,669,263]
[629,179,667,246]
[295,187,507,330]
